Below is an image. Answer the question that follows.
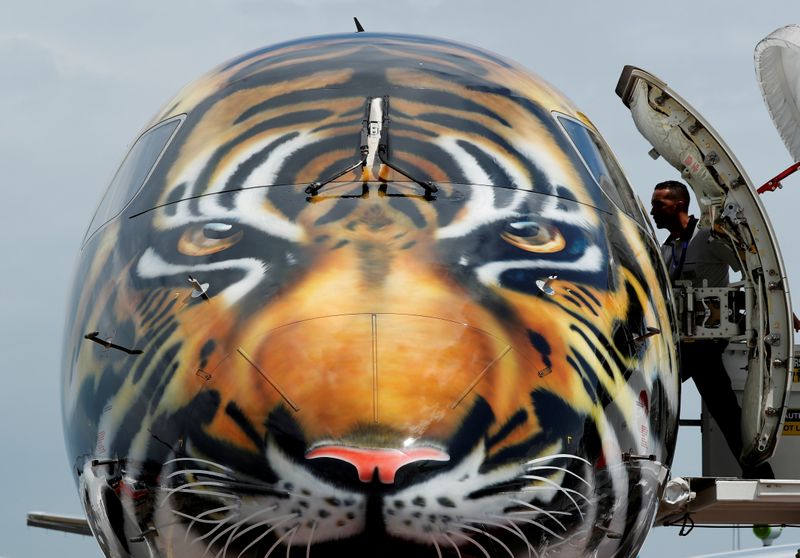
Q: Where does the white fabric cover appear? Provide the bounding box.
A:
[755,24,800,162]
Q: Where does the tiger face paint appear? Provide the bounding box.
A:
[63,34,678,558]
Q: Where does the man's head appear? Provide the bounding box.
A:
[650,180,690,231]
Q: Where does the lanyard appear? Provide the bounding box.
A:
[670,239,689,280]
[668,216,697,281]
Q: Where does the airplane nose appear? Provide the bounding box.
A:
[305,445,450,484]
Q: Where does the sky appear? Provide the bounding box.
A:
[1,1,799,557]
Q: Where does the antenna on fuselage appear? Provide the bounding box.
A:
[354,17,365,32]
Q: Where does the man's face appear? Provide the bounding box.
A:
[650,189,683,230]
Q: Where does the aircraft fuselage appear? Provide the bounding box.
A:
[62,33,679,557]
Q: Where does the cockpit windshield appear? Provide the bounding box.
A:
[556,114,648,227]
[84,116,183,243]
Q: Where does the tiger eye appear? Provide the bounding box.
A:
[500,221,565,253]
[178,222,243,256]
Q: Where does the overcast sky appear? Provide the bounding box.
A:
[2,2,799,557]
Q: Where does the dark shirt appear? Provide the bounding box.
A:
[661,216,739,287]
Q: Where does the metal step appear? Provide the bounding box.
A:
[656,477,800,527]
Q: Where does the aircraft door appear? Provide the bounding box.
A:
[615,66,793,466]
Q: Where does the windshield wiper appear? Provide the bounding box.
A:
[305,97,371,196]
[305,96,438,200]
[376,96,437,199]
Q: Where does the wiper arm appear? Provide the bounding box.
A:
[376,96,438,200]
[305,97,371,196]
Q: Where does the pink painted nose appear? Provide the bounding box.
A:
[305,445,450,484]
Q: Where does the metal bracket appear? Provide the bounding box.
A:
[673,283,743,339]
[721,200,746,226]
[84,332,142,355]
[536,275,557,296]
[633,326,661,345]
[704,151,720,166]
[622,452,657,462]
[188,275,209,300]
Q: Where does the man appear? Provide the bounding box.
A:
[650,180,774,479]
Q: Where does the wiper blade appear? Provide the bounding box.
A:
[376,96,438,200]
[305,97,371,196]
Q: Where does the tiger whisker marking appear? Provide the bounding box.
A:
[177,515,230,543]
[175,477,292,498]
[429,533,443,558]
[305,520,317,558]
[219,517,244,558]
[448,529,491,558]
[164,488,241,504]
[228,511,297,547]
[180,505,238,543]
[225,514,296,552]
[523,465,592,488]
[454,522,514,558]
[504,509,572,520]
[165,457,234,472]
[505,509,572,516]
[166,468,236,481]
[529,480,591,507]
[284,526,298,558]
[523,453,591,467]
[515,483,582,514]
[234,514,299,558]
[166,477,290,501]
[470,516,537,558]
[263,525,299,558]
[500,516,542,558]
[507,499,568,531]
[519,475,589,518]
[173,508,235,525]
[195,503,278,551]
[193,511,242,550]
[441,532,463,558]
[217,505,281,558]
[502,514,565,541]
[164,480,234,499]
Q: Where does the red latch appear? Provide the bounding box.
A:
[757,161,800,194]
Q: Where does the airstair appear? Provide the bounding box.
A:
[614,25,800,529]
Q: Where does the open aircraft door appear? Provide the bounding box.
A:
[615,67,793,467]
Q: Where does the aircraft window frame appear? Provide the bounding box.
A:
[83,114,185,245]
[553,112,649,227]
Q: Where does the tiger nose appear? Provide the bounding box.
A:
[305,445,450,484]
[237,313,514,433]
